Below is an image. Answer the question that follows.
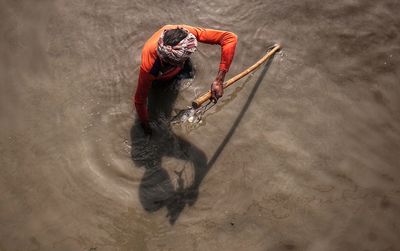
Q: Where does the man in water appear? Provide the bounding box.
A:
[133,25,237,135]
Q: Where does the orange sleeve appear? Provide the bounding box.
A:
[182,25,238,72]
[134,68,155,123]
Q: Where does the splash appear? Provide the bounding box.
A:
[170,100,216,126]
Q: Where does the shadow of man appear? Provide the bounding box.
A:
[130,61,208,224]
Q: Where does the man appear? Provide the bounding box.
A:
[133,24,238,134]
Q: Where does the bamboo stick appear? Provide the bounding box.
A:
[192,44,281,108]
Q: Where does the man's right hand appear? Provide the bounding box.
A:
[140,122,152,136]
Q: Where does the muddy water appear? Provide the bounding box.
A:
[1,0,400,250]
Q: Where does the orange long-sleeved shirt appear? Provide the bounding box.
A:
[134,24,238,123]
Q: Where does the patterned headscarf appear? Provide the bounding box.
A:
[157,28,198,65]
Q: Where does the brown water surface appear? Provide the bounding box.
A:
[1,0,400,250]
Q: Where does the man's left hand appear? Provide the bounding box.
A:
[210,70,226,102]
[211,80,224,102]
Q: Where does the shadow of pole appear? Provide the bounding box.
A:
[207,55,275,170]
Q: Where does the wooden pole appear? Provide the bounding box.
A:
[192,44,281,108]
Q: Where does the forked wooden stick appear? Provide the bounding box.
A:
[192,44,281,108]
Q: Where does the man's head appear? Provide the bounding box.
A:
[157,27,198,66]
[163,28,189,46]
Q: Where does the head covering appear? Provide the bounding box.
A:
[157,28,198,65]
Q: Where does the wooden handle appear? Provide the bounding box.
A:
[192,44,281,108]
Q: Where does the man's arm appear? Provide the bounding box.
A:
[134,68,155,127]
[182,25,238,100]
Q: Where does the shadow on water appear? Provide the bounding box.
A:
[130,55,274,224]
[207,55,274,170]
[130,61,208,224]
